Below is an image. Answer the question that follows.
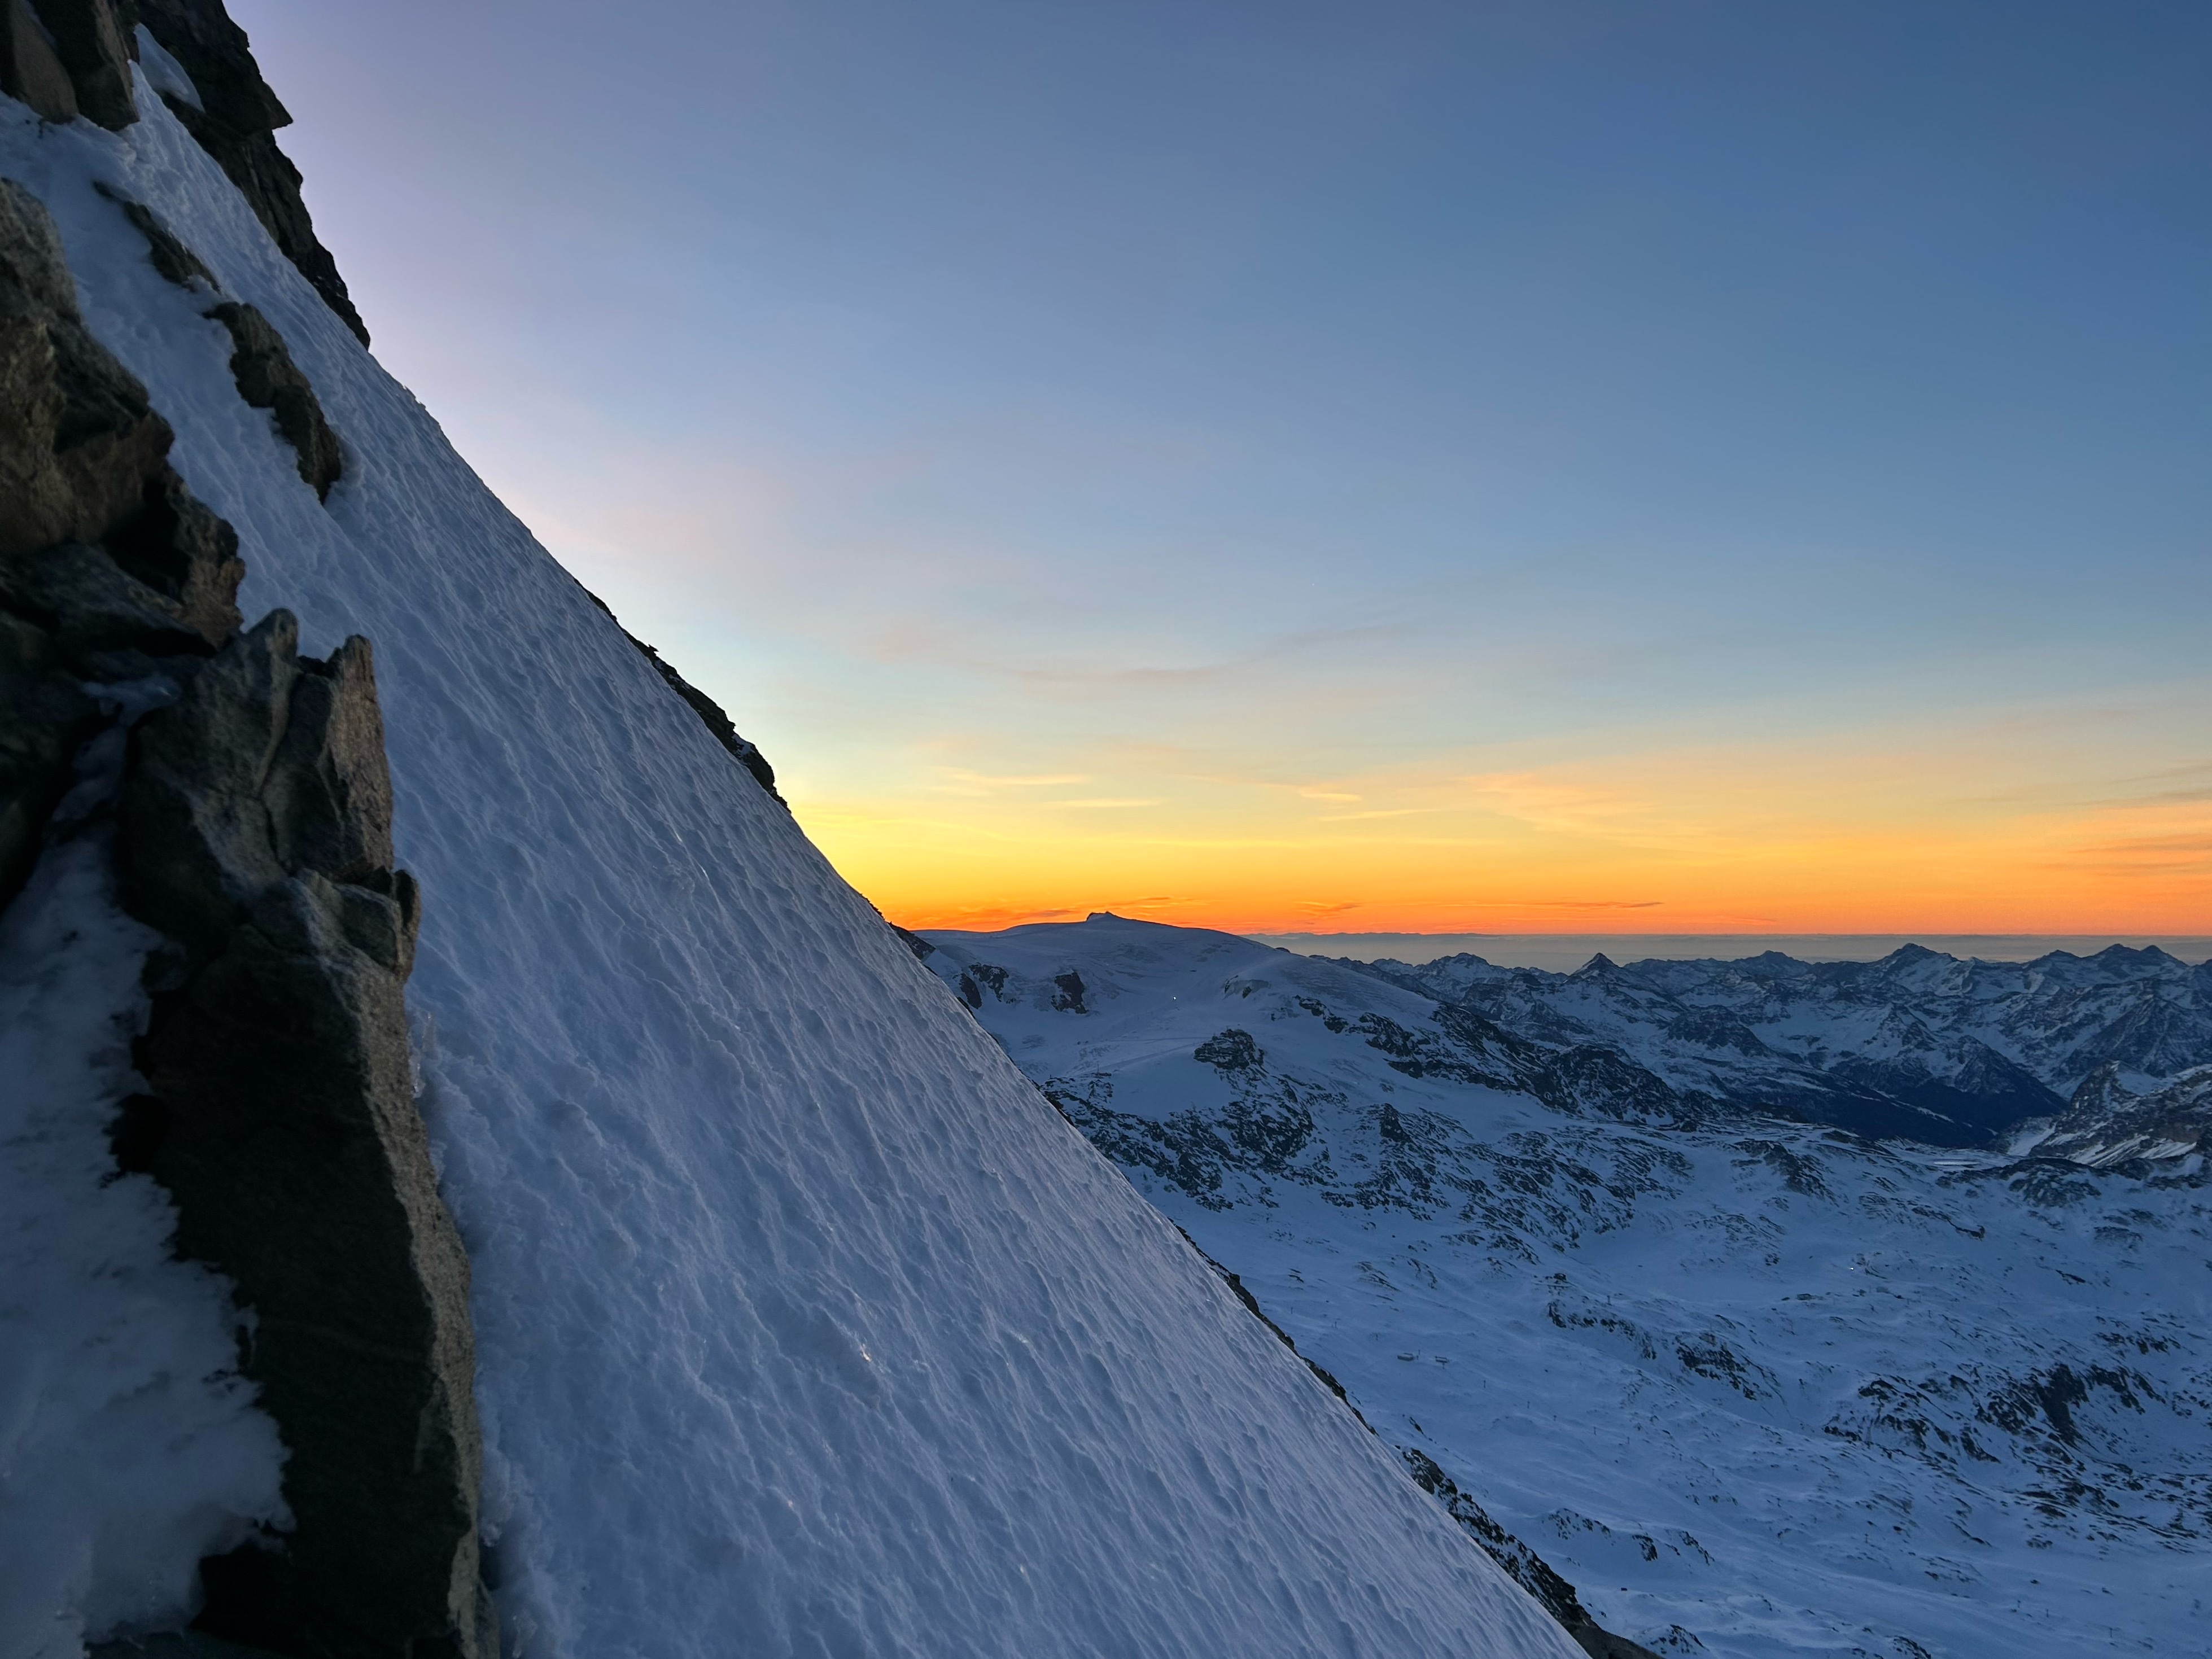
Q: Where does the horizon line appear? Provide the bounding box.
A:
[1244,929,2212,940]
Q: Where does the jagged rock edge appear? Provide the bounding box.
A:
[579,583,785,804]
[0,173,492,1657]
[0,0,371,342]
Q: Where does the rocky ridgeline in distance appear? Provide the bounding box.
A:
[2032,1061,2212,1167]
[1340,940,2212,1151]
[923,921,2212,1160]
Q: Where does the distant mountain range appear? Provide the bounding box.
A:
[913,916,2212,1658]
[1341,942,2212,1149]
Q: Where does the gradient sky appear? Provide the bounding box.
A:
[234,0,2210,934]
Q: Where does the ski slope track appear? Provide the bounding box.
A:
[919,917,2212,1659]
[0,77,1584,1659]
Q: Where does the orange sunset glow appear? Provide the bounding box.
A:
[802,714,2212,938]
[296,0,2212,956]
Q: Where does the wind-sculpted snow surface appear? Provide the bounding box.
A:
[0,90,1586,1659]
[920,917,2212,1657]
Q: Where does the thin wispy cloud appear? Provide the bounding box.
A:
[1317,807,1446,822]
[929,768,1094,793]
[1519,899,1665,911]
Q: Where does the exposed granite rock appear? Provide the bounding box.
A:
[629,633,784,802]
[90,186,343,498]
[98,179,220,289]
[1195,1027,1262,1073]
[0,0,146,132]
[0,174,491,1659]
[2038,1060,2212,1168]
[0,0,80,121]
[1401,1450,1663,1659]
[207,300,342,497]
[0,176,239,903]
[1574,1619,1670,1657]
[38,0,137,129]
[1176,1225,1364,1422]
[580,585,787,805]
[121,611,489,1659]
[132,0,370,344]
[1528,1042,1688,1126]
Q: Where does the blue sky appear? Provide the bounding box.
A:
[234,0,2211,931]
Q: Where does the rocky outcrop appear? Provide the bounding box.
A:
[581,584,786,804]
[1,0,82,122]
[2,0,365,349]
[39,0,136,129]
[1400,1452,1662,1659]
[629,631,784,802]
[2038,1061,2212,1168]
[96,183,346,498]
[0,0,134,128]
[130,0,371,344]
[119,612,493,1659]
[98,178,218,289]
[0,174,241,904]
[0,0,353,343]
[207,300,342,496]
[1,176,492,1658]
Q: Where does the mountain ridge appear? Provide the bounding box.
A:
[1335,936,2212,1148]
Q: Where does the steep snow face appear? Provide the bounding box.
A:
[920,916,2212,1658]
[1349,942,2212,1146]
[0,93,1584,1659]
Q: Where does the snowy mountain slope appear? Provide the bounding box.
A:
[2032,1064,2212,1169]
[1343,943,2212,1147]
[1,77,1587,1659]
[919,916,2212,1658]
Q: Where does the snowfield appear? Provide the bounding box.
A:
[0,85,1583,1659]
[921,916,2212,1658]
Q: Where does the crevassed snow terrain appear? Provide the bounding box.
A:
[919,916,2212,1658]
[0,86,1586,1659]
